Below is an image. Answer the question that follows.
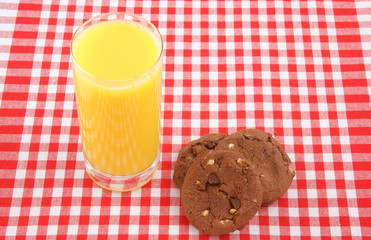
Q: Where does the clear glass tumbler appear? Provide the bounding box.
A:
[71,12,163,191]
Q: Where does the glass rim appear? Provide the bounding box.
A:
[70,12,164,83]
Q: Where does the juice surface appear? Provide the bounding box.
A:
[73,20,160,80]
[72,20,162,176]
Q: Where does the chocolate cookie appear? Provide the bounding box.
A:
[173,133,227,189]
[181,150,263,235]
[215,128,295,205]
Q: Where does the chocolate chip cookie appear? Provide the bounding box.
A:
[181,150,263,235]
[173,133,227,189]
[215,128,295,205]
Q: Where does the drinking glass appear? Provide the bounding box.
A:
[71,12,163,191]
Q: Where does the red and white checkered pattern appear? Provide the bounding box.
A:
[1,0,370,238]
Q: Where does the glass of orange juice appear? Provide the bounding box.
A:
[71,12,163,191]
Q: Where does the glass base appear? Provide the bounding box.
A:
[84,153,160,192]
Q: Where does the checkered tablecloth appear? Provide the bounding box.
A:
[1,0,370,238]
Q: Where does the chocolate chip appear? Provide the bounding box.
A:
[214,137,224,145]
[263,148,273,157]
[230,197,241,209]
[244,135,252,140]
[205,141,216,149]
[243,135,260,141]
[208,173,220,185]
[191,144,202,156]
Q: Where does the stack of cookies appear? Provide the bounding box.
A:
[173,128,295,235]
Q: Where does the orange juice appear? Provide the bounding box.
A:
[72,19,162,176]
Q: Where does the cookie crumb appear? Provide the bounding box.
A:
[260,174,264,178]
[236,158,244,164]
[229,208,236,214]
[202,209,209,216]
[220,219,231,225]
[228,143,235,149]
[253,199,257,203]
[207,159,215,165]
[196,180,201,185]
